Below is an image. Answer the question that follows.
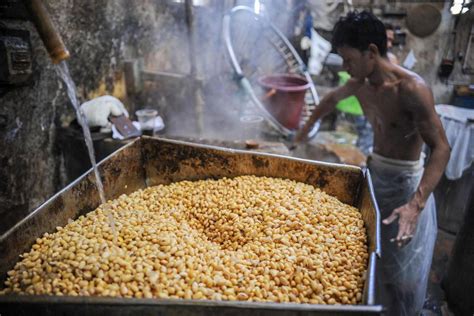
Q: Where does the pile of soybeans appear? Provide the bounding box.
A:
[1,176,368,304]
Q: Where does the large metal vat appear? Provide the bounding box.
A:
[0,137,383,315]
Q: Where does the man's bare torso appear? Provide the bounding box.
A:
[353,68,425,161]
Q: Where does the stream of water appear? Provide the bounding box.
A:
[56,61,118,241]
[55,61,106,204]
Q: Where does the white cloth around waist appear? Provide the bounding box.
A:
[368,151,436,316]
[369,152,425,174]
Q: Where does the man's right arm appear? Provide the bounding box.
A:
[295,81,359,143]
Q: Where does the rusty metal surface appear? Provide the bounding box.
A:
[357,171,381,259]
[0,136,383,315]
[142,138,362,207]
[0,295,383,315]
[357,171,382,306]
[0,141,146,283]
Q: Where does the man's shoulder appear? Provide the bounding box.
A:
[397,70,433,111]
[398,70,428,95]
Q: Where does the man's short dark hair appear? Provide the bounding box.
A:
[332,11,387,57]
[384,23,394,31]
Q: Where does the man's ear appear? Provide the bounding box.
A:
[367,44,380,58]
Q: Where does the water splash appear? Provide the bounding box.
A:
[55,61,106,205]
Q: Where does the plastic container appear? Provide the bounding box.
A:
[136,109,158,135]
[258,74,310,130]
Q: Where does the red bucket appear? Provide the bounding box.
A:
[258,74,310,130]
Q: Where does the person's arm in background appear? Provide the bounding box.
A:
[295,79,361,143]
[383,79,450,247]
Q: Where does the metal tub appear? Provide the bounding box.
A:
[0,137,383,315]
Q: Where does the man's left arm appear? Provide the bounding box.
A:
[383,79,450,246]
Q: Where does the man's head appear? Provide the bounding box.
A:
[385,23,395,49]
[332,11,387,80]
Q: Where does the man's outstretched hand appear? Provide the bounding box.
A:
[383,199,423,248]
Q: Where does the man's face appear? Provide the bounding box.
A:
[337,46,374,80]
[386,30,394,49]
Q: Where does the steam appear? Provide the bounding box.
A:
[134,1,302,142]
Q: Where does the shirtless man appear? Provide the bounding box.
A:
[296,11,450,316]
